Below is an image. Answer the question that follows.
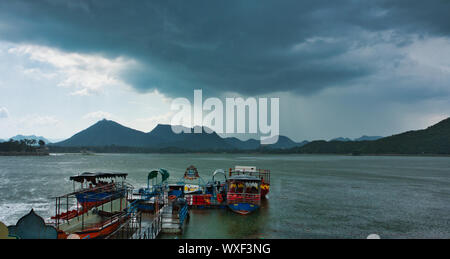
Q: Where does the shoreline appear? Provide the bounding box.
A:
[41,152,450,158]
[0,151,50,156]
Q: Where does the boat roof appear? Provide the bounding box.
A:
[69,172,128,183]
[168,183,185,187]
[148,168,170,182]
[234,166,257,172]
[213,169,226,176]
[212,169,226,181]
[228,175,261,181]
[184,165,199,179]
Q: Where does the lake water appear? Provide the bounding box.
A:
[0,153,449,238]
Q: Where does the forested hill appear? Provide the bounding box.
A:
[292,117,450,155]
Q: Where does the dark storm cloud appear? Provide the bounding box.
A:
[0,0,449,97]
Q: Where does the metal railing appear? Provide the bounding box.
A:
[229,169,271,184]
[185,194,212,205]
[178,204,189,225]
[128,210,162,239]
[227,193,261,205]
[51,181,133,229]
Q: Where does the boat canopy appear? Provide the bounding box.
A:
[69,172,128,183]
[148,168,170,183]
[228,175,261,182]
[184,165,199,180]
[234,166,257,172]
[212,169,226,182]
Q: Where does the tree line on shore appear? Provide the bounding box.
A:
[0,139,46,153]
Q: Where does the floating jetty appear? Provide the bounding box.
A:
[161,192,189,234]
[0,166,270,239]
[132,169,189,235]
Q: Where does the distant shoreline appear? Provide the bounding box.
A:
[42,151,450,158]
[0,151,49,156]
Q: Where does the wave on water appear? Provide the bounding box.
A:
[0,201,51,226]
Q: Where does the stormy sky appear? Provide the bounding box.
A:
[0,0,449,141]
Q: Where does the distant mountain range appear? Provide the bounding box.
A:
[294,117,450,155]
[330,135,383,142]
[1,135,52,145]
[330,137,352,142]
[11,117,450,154]
[51,119,308,151]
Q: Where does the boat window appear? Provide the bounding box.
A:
[229,181,237,193]
[236,182,244,193]
[245,181,258,194]
[245,182,252,193]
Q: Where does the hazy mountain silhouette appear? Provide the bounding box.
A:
[330,136,383,142]
[51,117,450,154]
[54,119,151,147]
[330,137,352,142]
[53,119,304,150]
[260,135,309,149]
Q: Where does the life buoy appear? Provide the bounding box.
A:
[217,194,223,203]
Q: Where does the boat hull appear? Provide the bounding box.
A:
[228,203,259,215]
[75,190,125,208]
[57,214,128,239]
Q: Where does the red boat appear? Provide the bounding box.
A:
[56,210,129,239]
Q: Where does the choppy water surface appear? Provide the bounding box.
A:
[0,153,449,238]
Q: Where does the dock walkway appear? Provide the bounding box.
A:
[161,191,189,234]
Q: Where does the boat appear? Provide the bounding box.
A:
[226,175,262,215]
[181,165,204,195]
[69,172,128,209]
[168,183,185,198]
[51,172,133,239]
[165,166,204,199]
[229,166,270,198]
[186,169,227,207]
[184,165,200,180]
[205,169,227,205]
[132,169,169,212]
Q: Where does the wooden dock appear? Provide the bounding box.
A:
[105,210,162,239]
[161,191,189,234]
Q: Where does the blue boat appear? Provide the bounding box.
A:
[134,169,169,212]
[69,172,128,209]
[226,175,262,215]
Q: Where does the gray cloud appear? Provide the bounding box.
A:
[0,0,449,98]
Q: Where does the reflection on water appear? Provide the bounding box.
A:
[162,199,270,239]
[0,153,449,238]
